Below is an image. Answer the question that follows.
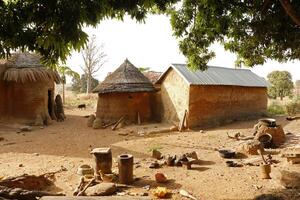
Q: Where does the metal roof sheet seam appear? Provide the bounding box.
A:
[156,64,269,88]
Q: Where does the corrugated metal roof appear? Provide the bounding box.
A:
[156,64,269,88]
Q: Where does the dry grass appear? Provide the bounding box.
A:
[64,90,98,109]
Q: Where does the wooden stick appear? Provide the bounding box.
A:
[257,149,267,165]
[72,177,85,196]
[179,110,187,132]
[102,121,117,129]
[137,112,141,125]
[112,116,125,131]
[76,178,95,196]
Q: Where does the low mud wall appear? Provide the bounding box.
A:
[96,92,152,123]
[188,85,268,127]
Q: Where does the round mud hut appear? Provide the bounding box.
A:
[93,59,156,124]
[0,52,60,125]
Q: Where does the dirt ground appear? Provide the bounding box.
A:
[0,108,300,200]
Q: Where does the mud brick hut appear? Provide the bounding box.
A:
[156,64,269,128]
[93,59,156,123]
[0,52,60,124]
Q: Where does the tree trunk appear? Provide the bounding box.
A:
[279,0,300,26]
[62,83,65,104]
[86,74,91,94]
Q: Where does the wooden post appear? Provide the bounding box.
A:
[179,110,187,132]
[118,154,134,184]
[137,112,141,125]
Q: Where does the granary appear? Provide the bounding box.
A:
[93,59,156,124]
[0,52,60,125]
[156,64,269,128]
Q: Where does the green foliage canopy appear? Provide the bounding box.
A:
[267,71,294,100]
[1,1,300,70]
[170,0,300,70]
[0,0,177,67]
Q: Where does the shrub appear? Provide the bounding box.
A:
[267,103,286,115]
[286,97,300,116]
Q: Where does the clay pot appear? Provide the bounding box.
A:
[261,164,271,179]
[218,149,236,158]
[258,133,273,148]
[77,164,94,176]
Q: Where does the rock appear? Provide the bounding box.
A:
[276,170,300,188]
[18,164,24,167]
[152,149,162,160]
[118,133,129,136]
[33,153,39,156]
[238,140,263,155]
[149,161,160,169]
[185,151,198,160]
[85,182,116,196]
[19,126,32,132]
[138,130,146,136]
[199,130,205,133]
[0,137,4,142]
[155,172,168,183]
[87,114,96,127]
[92,118,103,129]
[169,125,178,131]
[34,115,44,126]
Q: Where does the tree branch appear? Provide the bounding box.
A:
[279,0,300,26]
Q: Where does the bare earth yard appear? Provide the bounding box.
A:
[0,108,300,200]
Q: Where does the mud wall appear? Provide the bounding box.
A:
[159,69,189,124]
[0,81,54,123]
[96,92,152,123]
[0,80,6,119]
[188,85,268,127]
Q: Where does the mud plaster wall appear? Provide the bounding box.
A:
[188,85,268,127]
[159,69,189,124]
[0,80,54,123]
[96,92,152,123]
[0,80,5,118]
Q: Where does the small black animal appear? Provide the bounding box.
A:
[77,104,86,110]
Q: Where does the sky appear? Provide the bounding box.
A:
[66,15,299,82]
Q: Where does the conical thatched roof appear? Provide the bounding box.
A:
[0,52,61,83]
[93,59,155,94]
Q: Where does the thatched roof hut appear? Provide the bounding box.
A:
[0,52,59,124]
[93,59,156,124]
[0,52,60,83]
[93,59,155,94]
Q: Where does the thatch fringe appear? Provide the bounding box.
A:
[3,67,61,83]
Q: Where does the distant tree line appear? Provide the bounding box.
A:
[71,74,99,94]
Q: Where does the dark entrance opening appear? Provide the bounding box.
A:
[48,90,53,118]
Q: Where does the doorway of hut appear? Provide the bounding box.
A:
[47,90,53,118]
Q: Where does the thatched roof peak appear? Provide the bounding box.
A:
[0,52,60,83]
[93,59,155,94]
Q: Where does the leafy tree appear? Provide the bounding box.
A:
[81,35,106,94]
[1,1,300,70]
[170,1,300,70]
[0,0,177,67]
[138,67,150,72]
[267,71,294,100]
[72,74,99,94]
[57,65,80,103]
